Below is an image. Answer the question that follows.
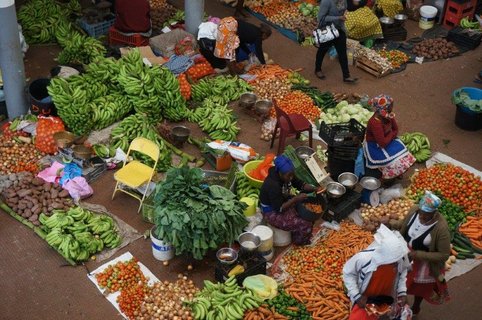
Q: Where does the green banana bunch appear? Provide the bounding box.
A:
[400,132,431,163]
[57,32,106,65]
[235,172,260,201]
[189,276,263,320]
[39,207,123,262]
[93,144,110,158]
[90,94,133,130]
[195,99,240,141]
[191,75,252,103]
[460,17,481,30]
[18,0,80,44]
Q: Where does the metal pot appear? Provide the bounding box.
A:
[338,172,358,189]
[379,16,395,25]
[238,232,261,252]
[254,100,273,115]
[326,182,346,198]
[239,92,257,109]
[171,126,190,146]
[53,131,75,149]
[360,176,381,191]
[394,14,408,25]
[295,146,315,160]
[72,145,92,160]
[216,247,238,265]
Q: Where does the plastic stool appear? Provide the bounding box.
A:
[443,0,477,29]
[108,27,149,47]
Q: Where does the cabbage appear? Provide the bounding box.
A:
[341,114,351,122]
[336,101,349,109]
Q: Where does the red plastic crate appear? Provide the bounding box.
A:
[442,0,476,29]
[108,26,149,47]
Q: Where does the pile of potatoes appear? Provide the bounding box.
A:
[361,199,415,232]
[1,173,73,225]
[412,38,459,60]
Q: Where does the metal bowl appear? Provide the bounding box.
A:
[239,92,257,109]
[379,16,395,25]
[171,126,190,146]
[216,248,238,265]
[326,182,346,198]
[72,145,92,160]
[254,100,273,115]
[360,176,382,191]
[53,131,75,149]
[295,146,315,160]
[394,14,408,22]
[238,232,261,252]
[338,172,358,189]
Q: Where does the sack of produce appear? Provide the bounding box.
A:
[243,275,278,300]
[35,116,65,154]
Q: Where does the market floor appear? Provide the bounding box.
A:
[1,1,482,320]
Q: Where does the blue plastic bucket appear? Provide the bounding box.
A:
[452,87,481,131]
[361,189,380,206]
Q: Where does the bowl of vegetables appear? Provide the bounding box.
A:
[296,197,327,222]
[243,160,265,188]
[216,247,238,265]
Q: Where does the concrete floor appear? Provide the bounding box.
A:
[1,1,481,319]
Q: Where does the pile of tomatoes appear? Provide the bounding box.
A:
[95,258,148,293]
[177,73,191,100]
[117,283,151,319]
[269,90,320,121]
[407,164,481,214]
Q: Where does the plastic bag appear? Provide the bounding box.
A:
[37,162,65,184]
[242,275,278,300]
[260,118,277,141]
[63,177,93,202]
[59,163,82,186]
[35,116,65,154]
[174,36,197,56]
[379,183,404,204]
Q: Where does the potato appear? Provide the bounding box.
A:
[32,177,44,186]
[52,202,64,209]
[24,209,32,218]
[51,189,59,199]
[43,183,51,192]
[29,214,38,222]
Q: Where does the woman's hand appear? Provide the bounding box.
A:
[295,193,308,202]
[408,250,418,261]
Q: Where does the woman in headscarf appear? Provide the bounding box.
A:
[214,17,240,62]
[345,0,383,43]
[363,94,415,181]
[343,224,410,320]
[398,191,451,316]
[259,155,322,245]
[315,0,358,83]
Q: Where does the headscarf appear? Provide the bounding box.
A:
[335,0,347,11]
[366,224,409,272]
[274,155,294,175]
[419,191,441,213]
[369,94,394,118]
[214,17,239,61]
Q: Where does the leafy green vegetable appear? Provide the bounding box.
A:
[153,167,247,260]
[452,89,482,113]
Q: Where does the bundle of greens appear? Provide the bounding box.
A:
[153,167,247,260]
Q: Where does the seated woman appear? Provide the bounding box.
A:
[363,94,415,181]
[113,0,151,36]
[259,155,321,245]
[345,0,383,43]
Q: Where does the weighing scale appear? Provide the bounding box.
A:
[54,148,107,183]
[215,251,266,285]
[324,189,362,222]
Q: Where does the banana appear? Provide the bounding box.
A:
[400,131,431,163]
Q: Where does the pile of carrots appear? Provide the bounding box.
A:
[178,73,191,100]
[281,222,373,320]
[247,64,290,81]
[269,91,320,121]
[407,163,482,214]
[304,202,323,214]
[459,216,482,250]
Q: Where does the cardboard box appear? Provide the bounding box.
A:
[120,46,167,66]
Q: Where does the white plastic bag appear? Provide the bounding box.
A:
[260,118,277,141]
[379,184,405,204]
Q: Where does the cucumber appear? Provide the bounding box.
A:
[456,232,475,247]
[453,245,473,254]
[453,237,474,251]
[458,252,475,259]
[456,254,467,260]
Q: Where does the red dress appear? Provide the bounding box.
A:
[114,0,151,34]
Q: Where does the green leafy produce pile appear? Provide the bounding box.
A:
[153,167,247,260]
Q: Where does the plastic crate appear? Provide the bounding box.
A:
[319,118,366,147]
[79,17,115,38]
[328,145,360,160]
[109,26,149,47]
[215,253,266,286]
[142,194,156,224]
[447,27,482,50]
[324,189,361,222]
[327,155,355,179]
[201,165,237,192]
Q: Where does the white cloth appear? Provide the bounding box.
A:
[407,215,437,247]
[197,22,218,40]
[342,224,410,303]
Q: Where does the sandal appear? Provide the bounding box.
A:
[343,77,358,83]
[315,71,326,79]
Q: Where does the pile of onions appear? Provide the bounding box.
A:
[135,274,198,320]
[361,199,415,232]
[251,77,291,101]
[0,136,44,175]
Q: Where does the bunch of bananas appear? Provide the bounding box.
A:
[400,132,431,163]
[195,99,240,141]
[235,172,260,201]
[84,57,122,87]
[117,50,188,121]
[18,0,81,44]
[89,94,132,130]
[92,144,116,158]
[189,276,263,320]
[460,17,481,30]
[57,33,106,66]
[48,77,94,135]
[110,114,173,171]
[40,207,122,262]
[191,75,252,103]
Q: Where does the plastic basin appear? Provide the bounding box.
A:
[243,160,267,188]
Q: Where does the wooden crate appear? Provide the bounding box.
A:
[355,57,391,78]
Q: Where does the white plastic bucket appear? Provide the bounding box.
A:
[150,228,174,261]
[419,6,437,29]
[268,224,292,247]
[252,225,274,261]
